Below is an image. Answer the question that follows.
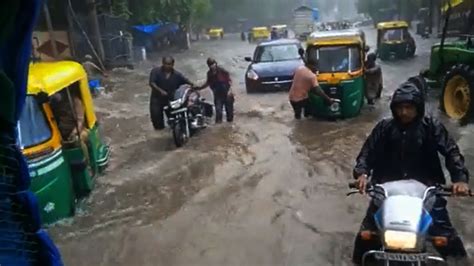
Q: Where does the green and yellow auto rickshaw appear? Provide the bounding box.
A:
[18,61,110,224]
[305,29,368,119]
[208,27,224,40]
[249,27,270,43]
[376,21,416,60]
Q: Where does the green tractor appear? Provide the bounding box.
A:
[423,0,474,124]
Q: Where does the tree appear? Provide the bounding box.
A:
[190,0,212,38]
[111,0,132,19]
[356,0,422,22]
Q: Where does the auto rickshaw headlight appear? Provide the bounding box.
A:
[330,100,341,112]
[247,69,259,80]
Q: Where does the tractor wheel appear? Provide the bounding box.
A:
[441,64,474,124]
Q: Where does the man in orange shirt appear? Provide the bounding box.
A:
[289,57,335,119]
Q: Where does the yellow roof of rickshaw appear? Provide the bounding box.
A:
[27,61,87,96]
[377,21,409,30]
[441,0,464,12]
[252,27,269,31]
[307,29,364,46]
[209,27,223,31]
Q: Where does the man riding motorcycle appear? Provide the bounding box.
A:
[351,81,470,265]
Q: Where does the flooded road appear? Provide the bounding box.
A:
[50,28,474,265]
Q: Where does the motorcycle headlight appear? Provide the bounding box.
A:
[247,69,259,80]
[384,230,417,250]
[170,99,183,109]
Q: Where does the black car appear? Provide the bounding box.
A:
[245,39,304,93]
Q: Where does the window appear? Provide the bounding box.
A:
[350,47,362,71]
[254,44,301,63]
[382,28,404,42]
[308,45,362,73]
[18,96,52,149]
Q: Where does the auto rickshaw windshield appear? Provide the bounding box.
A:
[308,45,362,73]
[382,28,405,42]
[18,96,52,148]
[254,44,301,63]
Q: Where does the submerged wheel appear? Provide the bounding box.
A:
[172,123,187,147]
[441,64,474,124]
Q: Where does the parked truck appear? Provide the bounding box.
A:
[293,5,317,41]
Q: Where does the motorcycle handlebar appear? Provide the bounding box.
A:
[348,182,358,190]
[347,182,473,197]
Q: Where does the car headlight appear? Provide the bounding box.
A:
[170,99,183,109]
[384,230,417,250]
[247,69,259,80]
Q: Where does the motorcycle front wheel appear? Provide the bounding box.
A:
[172,122,188,148]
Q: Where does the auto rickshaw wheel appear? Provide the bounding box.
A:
[407,44,416,58]
[441,64,474,124]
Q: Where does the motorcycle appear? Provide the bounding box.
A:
[348,179,472,266]
[164,85,213,147]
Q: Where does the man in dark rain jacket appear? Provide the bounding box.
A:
[351,82,470,265]
[149,56,193,130]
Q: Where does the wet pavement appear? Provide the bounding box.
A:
[49,27,474,265]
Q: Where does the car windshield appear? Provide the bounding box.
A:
[308,45,362,73]
[254,44,300,63]
[382,28,404,41]
[17,96,52,149]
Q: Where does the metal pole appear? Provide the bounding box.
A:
[86,0,105,62]
[43,2,59,59]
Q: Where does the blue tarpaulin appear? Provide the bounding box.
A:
[312,8,320,21]
[131,22,180,50]
[132,22,179,35]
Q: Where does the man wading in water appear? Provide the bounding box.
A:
[288,56,336,119]
[149,56,193,130]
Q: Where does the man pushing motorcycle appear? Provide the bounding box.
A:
[351,80,470,265]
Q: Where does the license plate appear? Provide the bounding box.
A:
[374,252,428,262]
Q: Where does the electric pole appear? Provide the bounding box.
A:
[86,0,105,62]
[43,2,59,59]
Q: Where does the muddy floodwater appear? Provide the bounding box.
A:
[49,28,474,265]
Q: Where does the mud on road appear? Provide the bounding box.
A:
[49,29,474,265]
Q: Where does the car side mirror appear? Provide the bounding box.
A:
[244,57,252,62]
[298,48,305,57]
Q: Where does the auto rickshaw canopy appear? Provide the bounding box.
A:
[252,27,269,32]
[307,29,365,46]
[441,0,464,12]
[376,21,409,30]
[272,25,287,30]
[209,28,223,34]
[27,61,97,127]
[252,27,270,38]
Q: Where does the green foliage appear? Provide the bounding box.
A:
[127,0,211,26]
[191,0,212,28]
[111,0,132,19]
[356,0,423,20]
